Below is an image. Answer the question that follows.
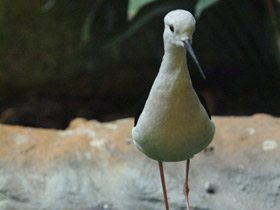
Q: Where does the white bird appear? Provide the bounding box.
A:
[132,10,215,210]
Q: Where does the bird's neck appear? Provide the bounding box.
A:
[160,45,192,83]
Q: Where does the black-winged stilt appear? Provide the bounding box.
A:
[132,10,215,210]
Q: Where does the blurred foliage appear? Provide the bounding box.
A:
[194,0,221,17]
[0,0,280,128]
[41,0,56,12]
[104,0,196,48]
[0,0,89,96]
[128,0,158,19]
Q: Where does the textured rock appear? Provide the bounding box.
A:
[0,114,279,210]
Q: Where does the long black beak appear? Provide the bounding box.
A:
[183,39,206,80]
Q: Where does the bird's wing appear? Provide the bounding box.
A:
[195,90,211,119]
[134,93,149,126]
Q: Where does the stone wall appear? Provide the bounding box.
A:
[0,114,279,210]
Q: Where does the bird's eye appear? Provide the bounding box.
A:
[169,24,174,32]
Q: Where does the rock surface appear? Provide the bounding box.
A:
[0,114,279,210]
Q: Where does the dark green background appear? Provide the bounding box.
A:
[0,0,279,128]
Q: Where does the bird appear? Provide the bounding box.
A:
[132,9,215,210]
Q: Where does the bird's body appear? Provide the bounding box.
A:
[131,9,215,210]
[132,47,215,161]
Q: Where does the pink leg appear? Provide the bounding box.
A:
[158,161,169,210]
[183,159,190,210]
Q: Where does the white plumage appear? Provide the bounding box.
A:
[132,10,215,161]
[131,10,215,210]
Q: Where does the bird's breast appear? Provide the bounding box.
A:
[132,70,215,161]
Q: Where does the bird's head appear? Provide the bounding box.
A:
[163,10,206,79]
[164,10,195,47]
